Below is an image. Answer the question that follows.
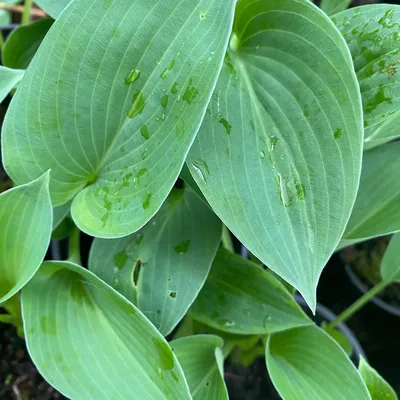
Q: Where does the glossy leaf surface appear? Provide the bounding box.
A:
[266,325,370,400]
[2,18,53,70]
[190,249,311,334]
[171,335,228,400]
[341,142,400,244]
[359,357,397,400]
[90,186,221,335]
[381,232,400,283]
[0,66,24,103]
[3,0,236,238]
[22,261,191,400]
[187,0,363,309]
[0,173,52,303]
[333,5,400,150]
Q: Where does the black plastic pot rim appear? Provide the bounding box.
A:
[345,263,400,318]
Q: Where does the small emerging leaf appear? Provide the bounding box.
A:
[171,335,228,400]
[359,357,397,400]
[266,325,371,400]
[0,172,52,303]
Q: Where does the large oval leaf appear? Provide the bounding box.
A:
[3,0,236,238]
[89,186,222,335]
[320,0,351,16]
[171,335,228,400]
[187,0,363,309]
[190,248,311,334]
[0,172,52,303]
[340,142,400,245]
[266,325,370,400]
[22,261,191,400]
[333,5,400,150]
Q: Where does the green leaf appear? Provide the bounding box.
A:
[380,232,400,283]
[34,0,70,19]
[341,142,400,244]
[0,66,24,103]
[320,0,352,16]
[190,248,311,335]
[89,186,222,336]
[171,335,228,400]
[52,200,72,230]
[359,357,397,400]
[333,5,400,150]
[321,322,352,356]
[21,261,191,400]
[3,0,236,238]
[187,0,363,310]
[0,173,52,304]
[2,19,53,70]
[266,325,371,400]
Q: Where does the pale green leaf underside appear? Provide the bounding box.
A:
[333,5,400,150]
[266,325,371,400]
[89,186,222,335]
[381,232,400,283]
[321,0,352,16]
[171,335,228,400]
[0,66,24,103]
[187,0,363,309]
[21,261,191,400]
[0,172,52,303]
[53,200,72,229]
[190,249,311,335]
[359,357,397,400]
[34,0,71,19]
[2,0,235,238]
[341,142,400,244]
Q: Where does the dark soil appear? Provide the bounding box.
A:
[0,324,66,400]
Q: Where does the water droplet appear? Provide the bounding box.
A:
[224,320,235,327]
[171,82,179,95]
[259,150,265,159]
[176,51,181,57]
[334,128,343,140]
[182,79,199,104]
[296,184,306,200]
[174,239,190,254]
[141,125,150,140]
[127,91,145,119]
[191,159,210,183]
[142,193,152,210]
[219,118,231,135]
[200,11,206,20]
[160,59,176,79]
[125,68,140,85]
[114,250,128,270]
[135,233,144,244]
[161,95,169,108]
[229,32,240,52]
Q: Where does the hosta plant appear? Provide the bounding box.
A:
[0,0,400,398]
